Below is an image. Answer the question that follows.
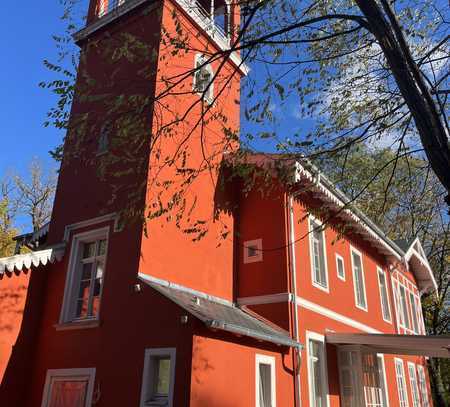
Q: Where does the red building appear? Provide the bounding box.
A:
[0,0,447,406]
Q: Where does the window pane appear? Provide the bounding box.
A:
[399,287,411,329]
[378,272,391,321]
[311,220,327,287]
[259,363,272,407]
[309,340,325,407]
[409,293,419,334]
[49,380,88,407]
[352,252,366,309]
[337,258,344,279]
[97,239,107,256]
[83,242,96,259]
[155,358,171,396]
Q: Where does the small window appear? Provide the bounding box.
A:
[140,348,176,407]
[309,217,328,291]
[60,228,109,323]
[307,332,328,407]
[351,247,367,311]
[394,359,409,407]
[97,122,111,155]
[256,355,276,407]
[417,365,430,407]
[399,285,411,330]
[41,368,96,407]
[193,54,214,103]
[408,363,421,407]
[409,292,420,334]
[336,255,345,281]
[244,239,263,264]
[377,268,392,322]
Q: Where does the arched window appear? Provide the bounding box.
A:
[193,54,214,103]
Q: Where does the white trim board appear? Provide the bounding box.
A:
[63,213,118,242]
[255,354,277,407]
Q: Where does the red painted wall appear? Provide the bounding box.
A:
[0,272,29,382]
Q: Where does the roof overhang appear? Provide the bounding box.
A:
[327,333,450,359]
[0,244,65,277]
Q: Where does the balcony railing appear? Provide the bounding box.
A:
[95,0,231,48]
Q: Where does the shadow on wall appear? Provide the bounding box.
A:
[0,284,27,333]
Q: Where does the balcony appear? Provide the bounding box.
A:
[95,0,232,48]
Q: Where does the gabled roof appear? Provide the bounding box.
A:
[138,273,301,348]
[0,244,65,276]
[228,151,438,293]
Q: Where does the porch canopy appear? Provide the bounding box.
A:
[327,333,450,359]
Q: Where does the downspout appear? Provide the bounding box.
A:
[287,193,302,407]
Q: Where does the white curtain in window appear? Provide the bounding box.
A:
[48,381,88,407]
[259,363,272,407]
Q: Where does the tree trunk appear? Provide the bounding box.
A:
[354,0,450,209]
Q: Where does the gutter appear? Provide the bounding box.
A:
[287,194,302,407]
[206,320,302,349]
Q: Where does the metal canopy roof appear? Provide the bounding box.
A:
[138,273,301,348]
[0,245,65,276]
[326,333,450,359]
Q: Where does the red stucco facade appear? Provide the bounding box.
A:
[0,1,438,406]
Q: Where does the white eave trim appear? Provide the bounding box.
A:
[0,245,65,275]
[73,0,249,76]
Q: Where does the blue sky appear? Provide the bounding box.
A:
[0,1,67,177]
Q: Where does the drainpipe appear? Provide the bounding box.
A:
[287,194,302,407]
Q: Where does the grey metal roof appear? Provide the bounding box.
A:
[138,273,301,348]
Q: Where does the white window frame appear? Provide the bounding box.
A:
[350,246,368,311]
[399,284,411,330]
[193,53,214,104]
[308,216,329,293]
[244,239,263,264]
[417,365,430,407]
[336,254,345,281]
[255,354,276,407]
[377,354,390,407]
[306,331,330,407]
[139,348,176,407]
[59,227,110,324]
[409,292,420,334]
[407,362,421,407]
[394,358,409,407]
[41,368,96,407]
[377,267,392,323]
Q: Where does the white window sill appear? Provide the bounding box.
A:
[54,320,101,331]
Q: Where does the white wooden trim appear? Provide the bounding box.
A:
[306,331,330,407]
[238,293,292,306]
[297,296,382,334]
[41,368,96,407]
[59,227,110,324]
[308,215,329,293]
[243,238,263,264]
[335,254,345,281]
[139,348,176,407]
[350,245,368,312]
[63,213,117,242]
[407,362,421,407]
[377,267,392,324]
[255,354,276,407]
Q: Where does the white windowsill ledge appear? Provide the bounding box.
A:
[54,320,101,331]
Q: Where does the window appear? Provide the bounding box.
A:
[408,363,420,407]
[97,122,111,155]
[60,228,109,323]
[377,268,392,322]
[140,348,176,407]
[307,332,329,407]
[394,359,409,407]
[362,353,384,407]
[244,239,263,264]
[399,285,411,330]
[41,368,96,407]
[336,255,345,281]
[377,355,390,407]
[409,292,420,334]
[350,247,367,311]
[256,355,276,407]
[193,54,214,103]
[309,217,328,291]
[417,365,430,407]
